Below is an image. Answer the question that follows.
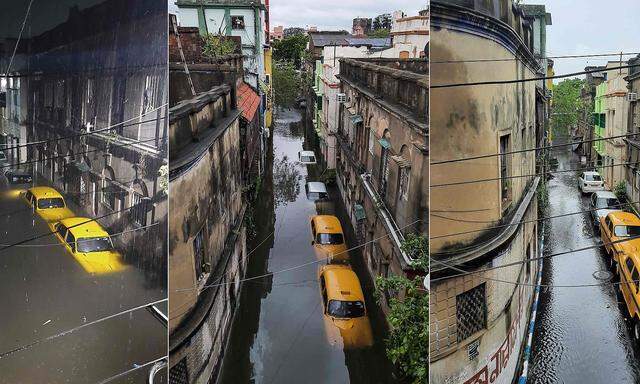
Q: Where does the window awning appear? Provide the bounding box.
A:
[378,138,391,149]
[350,114,363,124]
[354,204,366,220]
[391,155,411,168]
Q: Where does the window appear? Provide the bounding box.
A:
[632,267,640,293]
[130,192,149,226]
[193,226,206,282]
[499,135,511,204]
[102,178,117,211]
[316,233,344,245]
[399,166,410,200]
[56,223,68,241]
[456,283,487,342]
[614,225,640,237]
[231,16,245,30]
[368,130,375,155]
[76,237,113,253]
[66,233,76,252]
[38,198,64,209]
[327,300,365,318]
[626,257,635,277]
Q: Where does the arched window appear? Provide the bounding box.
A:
[130,179,150,226]
[397,145,411,201]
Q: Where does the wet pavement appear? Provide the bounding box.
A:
[0,194,166,383]
[217,107,400,384]
[529,148,640,383]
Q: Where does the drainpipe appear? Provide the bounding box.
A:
[360,172,413,266]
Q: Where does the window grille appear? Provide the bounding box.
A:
[169,358,189,384]
[456,283,487,342]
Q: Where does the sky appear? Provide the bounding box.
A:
[169,1,426,31]
[520,0,640,79]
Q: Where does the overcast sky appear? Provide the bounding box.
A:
[169,1,426,31]
[520,0,640,79]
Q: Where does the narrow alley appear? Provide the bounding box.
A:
[529,147,640,383]
[217,107,399,384]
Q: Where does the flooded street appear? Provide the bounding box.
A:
[0,195,167,383]
[529,148,640,383]
[218,107,399,384]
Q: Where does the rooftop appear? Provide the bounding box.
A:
[309,31,352,47]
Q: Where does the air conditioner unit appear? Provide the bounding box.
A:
[628,92,638,102]
[336,93,347,103]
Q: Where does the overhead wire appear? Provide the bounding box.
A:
[430,51,640,64]
[0,298,167,360]
[3,0,34,75]
[431,63,640,89]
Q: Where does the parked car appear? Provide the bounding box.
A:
[311,215,348,262]
[0,169,33,197]
[600,211,640,268]
[579,171,605,194]
[305,181,329,200]
[298,150,317,164]
[590,191,622,230]
[53,217,125,274]
[318,264,373,349]
[617,253,640,342]
[23,186,74,229]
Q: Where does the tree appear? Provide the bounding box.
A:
[272,33,309,68]
[551,78,585,138]
[201,33,237,59]
[372,13,392,31]
[272,61,301,107]
[368,29,390,38]
[375,234,428,384]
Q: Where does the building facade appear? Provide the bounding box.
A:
[5,0,168,282]
[335,57,428,289]
[430,1,545,383]
[624,54,640,210]
[601,65,629,189]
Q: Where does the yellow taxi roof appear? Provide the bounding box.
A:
[321,264,365,302]
[313,215,344,234]
[607,211,640,226]
[29,186,64,199]
[59,217,109,238]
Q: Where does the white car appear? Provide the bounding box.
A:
[298,150,317,164]
[305,181,328,200]
[589,191,621,229]
[579,171,605,194]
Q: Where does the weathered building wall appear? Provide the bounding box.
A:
[624,55,640,210]
[429,1,542,382]
[168,86,247,383]
[335,57,428,291]
[16,0,168,283]
[602,73,629,189]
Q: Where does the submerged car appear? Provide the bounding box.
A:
[579,171,605,194]
[311,215,348,262]
[305,181,329,200]
[298,150,317,164]
[600,211,640,268]
[319,264,373,349]
[617,252,640,342]
[23,186,74,228]
[53,217,125,274]
[590,191,621,230]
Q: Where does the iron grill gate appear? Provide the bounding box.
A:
[456,283,487,342]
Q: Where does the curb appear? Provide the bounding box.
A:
[518,225,545,384]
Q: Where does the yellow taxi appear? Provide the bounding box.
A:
[23,186,74,228]
[53,217,126,274]
[617,253,640,342]
[311,215,348,262]
[318,264,373,349]
[600,211,640,268]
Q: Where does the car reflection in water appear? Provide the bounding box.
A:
[318,264,374,350]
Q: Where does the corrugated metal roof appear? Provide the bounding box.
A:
[345,37,392,48]
[309,32,352,47]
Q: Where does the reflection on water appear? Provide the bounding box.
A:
[218,107,402,384]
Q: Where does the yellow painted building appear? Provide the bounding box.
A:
[264,47,273,129]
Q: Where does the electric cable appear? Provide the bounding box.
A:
[430,51,640,64]
[3,0,34,75]
[431,63,640,89]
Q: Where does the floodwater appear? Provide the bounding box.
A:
[217,107,401,384]
[0,194,167,383]
[529,148,640,383]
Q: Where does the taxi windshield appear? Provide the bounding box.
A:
[317,233,344,245]
[614,225,640,237]
[76,237,113,253]
[37,197,64,209]
[328,300,365,318]
[596,198,619,209]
